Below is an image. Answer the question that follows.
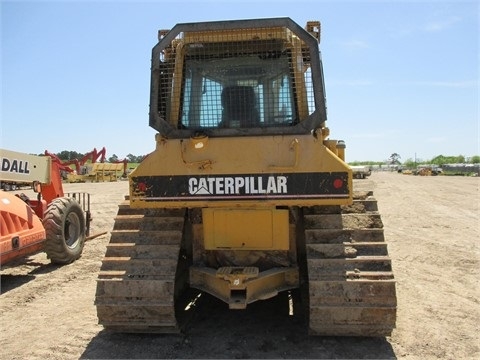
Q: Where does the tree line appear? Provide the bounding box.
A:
[350,153,480,167]
[45,151,145,164]
[47,150,479,168]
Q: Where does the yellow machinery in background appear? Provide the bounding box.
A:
[95,18,396,336]
[67,162,125,183]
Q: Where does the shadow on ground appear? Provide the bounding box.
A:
[81,291,395,359]
[1,258,60,294]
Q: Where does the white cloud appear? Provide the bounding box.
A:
[329,79,374,87]
[423,16,462,33]
[349,130,399,139]
[341,39,370,50]
[390,15,463,38]
[410,80,477,88]
[427,136,447,144]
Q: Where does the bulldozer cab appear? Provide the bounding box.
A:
[182,55,292,129]
[149,18,326,138]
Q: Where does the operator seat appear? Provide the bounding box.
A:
[220,86,260,128]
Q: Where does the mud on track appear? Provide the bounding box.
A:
[1,173,478,359]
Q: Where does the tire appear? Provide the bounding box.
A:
[43,197,86,264]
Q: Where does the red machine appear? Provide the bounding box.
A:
[45,147,106,174]
[0,149,91,266]
[44,150,78,174]
[78,147,106,166]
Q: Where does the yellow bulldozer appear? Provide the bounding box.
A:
[95,18,396,336]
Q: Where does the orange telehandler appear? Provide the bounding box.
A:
[0,148,91,266]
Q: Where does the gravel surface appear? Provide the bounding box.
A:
[1,172,478,359]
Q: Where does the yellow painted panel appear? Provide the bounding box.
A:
[92,163,124,171]
[203,208,289,250]
[183,27,292,44]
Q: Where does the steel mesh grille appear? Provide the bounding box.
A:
[157,26,315,130]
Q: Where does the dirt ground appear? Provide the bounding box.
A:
[1,172,478,359]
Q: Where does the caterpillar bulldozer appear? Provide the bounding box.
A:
[95,18,396,336]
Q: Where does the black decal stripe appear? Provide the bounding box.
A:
[132,172,350,201]
[139,194,349,201]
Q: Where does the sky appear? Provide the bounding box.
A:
[1,0,478,162]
